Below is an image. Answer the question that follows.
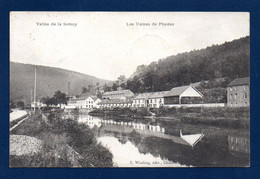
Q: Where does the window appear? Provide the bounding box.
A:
[234,93,237,99]
[230,87,233,91]
[230,94,233,100]
[244,93,248,99]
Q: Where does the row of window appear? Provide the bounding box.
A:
[229,85,248,92]
[100,103,131,107]
[103,93,124,97]
[229,92,248,100]
[229,102,248,107]
[133,98,163,104]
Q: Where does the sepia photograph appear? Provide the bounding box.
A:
[9,12,250,167]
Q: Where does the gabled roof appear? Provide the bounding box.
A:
[86,96,100,101]
[149,91,170,98]
[98,99,132,104]
[103,89,133,95]
[227,77,250,87]
[133,92,153,100]
[164,85,190,97]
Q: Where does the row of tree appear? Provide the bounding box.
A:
[40,90,68,107]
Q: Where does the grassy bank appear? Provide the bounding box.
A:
[153,106,250,129]
[89,106,249,129]
[10,114,28,128]
[10,110,113,167]
[89,107,152,118]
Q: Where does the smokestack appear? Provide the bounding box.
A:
[68,82,70,98]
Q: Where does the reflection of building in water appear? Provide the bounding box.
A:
[78,115,102,128]
[228,136,250,154]
[97,118,190,146]
[100,119,165,134]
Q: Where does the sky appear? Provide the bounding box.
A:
[10,12,249,81]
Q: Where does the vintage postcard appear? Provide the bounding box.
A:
[9,12,250,167]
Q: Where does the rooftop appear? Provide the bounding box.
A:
[164,85,191,97]
[227,77,250,87]
[103,89,133,95]
[133,92,153,99]
[98,99,132,104]
[149,91,170,98]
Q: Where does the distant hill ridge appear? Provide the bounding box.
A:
[10,62,111,105]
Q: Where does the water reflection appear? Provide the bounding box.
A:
[228,136,250,154]
[72,114,249,167]
[78,115,102,128]
[97,136,186,167]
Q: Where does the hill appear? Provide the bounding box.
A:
[126,36,250,93]
[10,62,111,106]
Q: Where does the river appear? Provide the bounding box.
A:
[68,114,250,167]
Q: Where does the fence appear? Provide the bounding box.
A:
[164,103,226,108]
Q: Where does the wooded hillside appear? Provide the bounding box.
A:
[126,36,249,93]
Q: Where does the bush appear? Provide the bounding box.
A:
[11,112,113,167]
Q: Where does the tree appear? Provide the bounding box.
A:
[10,100,16,109]
[112,83,118,91]
[104,84,111,92]
[120,83,126,90]
[117,75,126,85]
[41,96,50,107]
[96,90,102,99]
[53,90,67,107]
[46,97,55,107]
[81,87,88,94]
[17,101,25,109]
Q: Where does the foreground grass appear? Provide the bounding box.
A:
[10,111,113,167]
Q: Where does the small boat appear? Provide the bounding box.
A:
[180,129,205,148]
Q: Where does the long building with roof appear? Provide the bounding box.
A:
[98,98,133,108]
[163,85,203,105]
[131,85,203,108]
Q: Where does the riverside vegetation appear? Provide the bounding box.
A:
[89,106,250,129]
[10,110,113,167]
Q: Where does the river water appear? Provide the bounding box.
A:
[71,114,249,167]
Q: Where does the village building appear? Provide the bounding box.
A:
[148,91,169,108]
[227,77,250,107]
[163,85,203,105]
[98,98,133,108]
[65,95,101,109]
[132,93,153,108]
[31,101,47,108]
[86,96,102,109]
[102,89,134,99]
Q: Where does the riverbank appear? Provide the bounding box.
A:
[89,107,250,129]
[10,110,113,167]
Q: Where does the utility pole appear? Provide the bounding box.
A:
[31,88,32,112]
[34,68,36,113]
